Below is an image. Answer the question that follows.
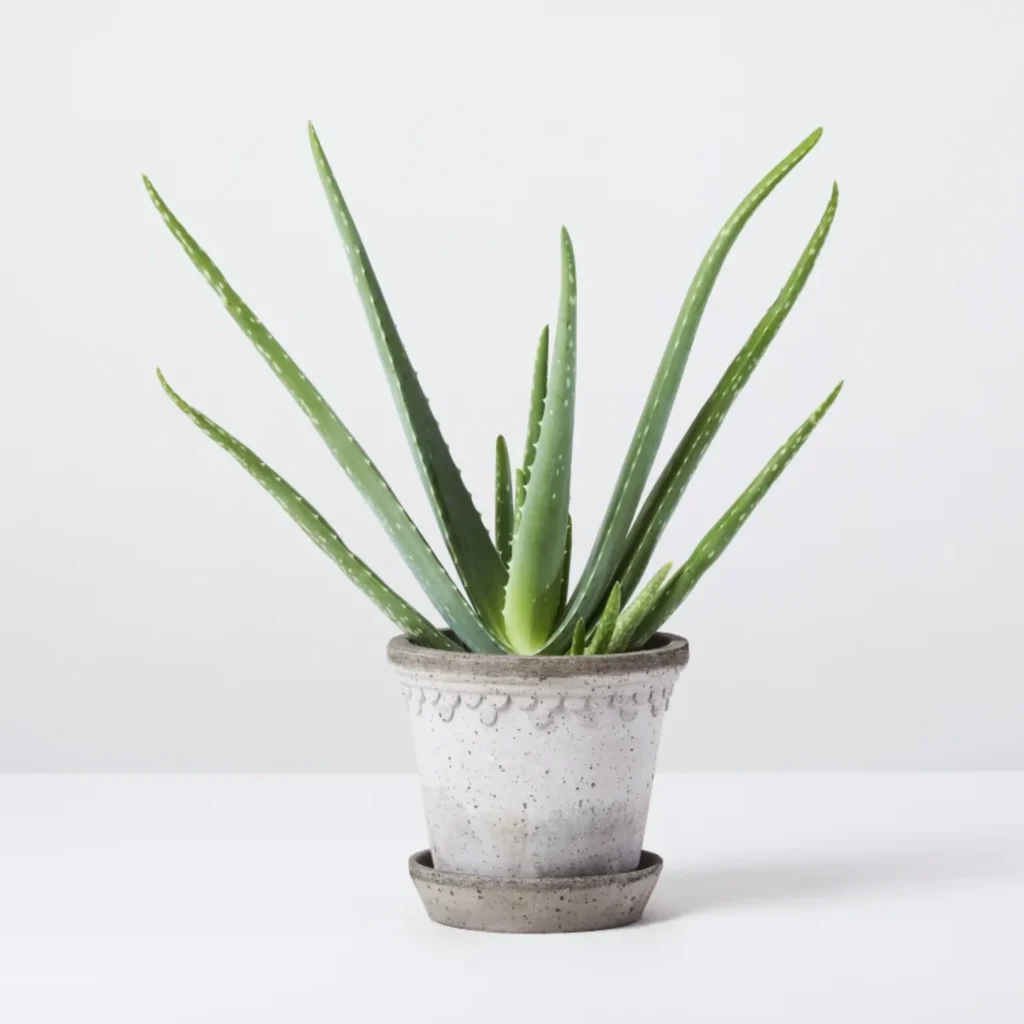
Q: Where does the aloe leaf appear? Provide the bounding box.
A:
[615,183,839,601]
[556,515,573,621]
[503,229,577,653]
[494,435,513,565]
[157,371,458,652]
[570,618,586,656]
[143,177,501,654]
[516,326,550,525]
[584,582,621,655]
[541,128,824,653]
[308,124,507,634]
[631,382,843,648]
[606,564,673,654]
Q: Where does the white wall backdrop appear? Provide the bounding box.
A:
[1,0,1021,770]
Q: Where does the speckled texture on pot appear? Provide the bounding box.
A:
[408,849,664,932]
[388,632,688,879]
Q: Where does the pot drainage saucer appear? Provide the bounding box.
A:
[408,849,663,933]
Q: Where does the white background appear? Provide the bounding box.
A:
[3,774,1021,1021]
[1,0,1021,770]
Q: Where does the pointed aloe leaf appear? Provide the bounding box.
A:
[570,618,586,656]
[541,128,824,653]
[157,371,458,652]
[503,230,577,653]
[308,124,507,634]
[616,183,840,600]
[556,515,573,621]
[143,177,501,654]
[516,326,550,525]
[585,582,621,655]
[494,435,513,566]
[631,382,843,648]
[606,564,673,654]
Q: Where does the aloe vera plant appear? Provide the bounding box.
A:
[147,125,842,656]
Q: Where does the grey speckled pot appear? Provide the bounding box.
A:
[388,632,688,879]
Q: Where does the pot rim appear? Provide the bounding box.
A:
[387,630,688,681]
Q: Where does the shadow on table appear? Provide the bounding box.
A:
[641,839,1024,924]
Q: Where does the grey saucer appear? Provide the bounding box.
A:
[409,850,663,933]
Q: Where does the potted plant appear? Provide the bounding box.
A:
[145,124,840,933]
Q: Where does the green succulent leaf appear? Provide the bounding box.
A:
[157,371,458,652]
[631,382,844,647]
[503,230,577,653]
[143,177,501,654]
[557,515,573,621]
[570,618,586,656]
[606,564,673,654]
[308,124,507,636]
[516,325,550,526]
[542,128,824,653]
[584,582,621,655]
[615,183,840,600]
[494,435,513,566]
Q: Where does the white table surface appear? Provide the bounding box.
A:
[0,773,1021,1022]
